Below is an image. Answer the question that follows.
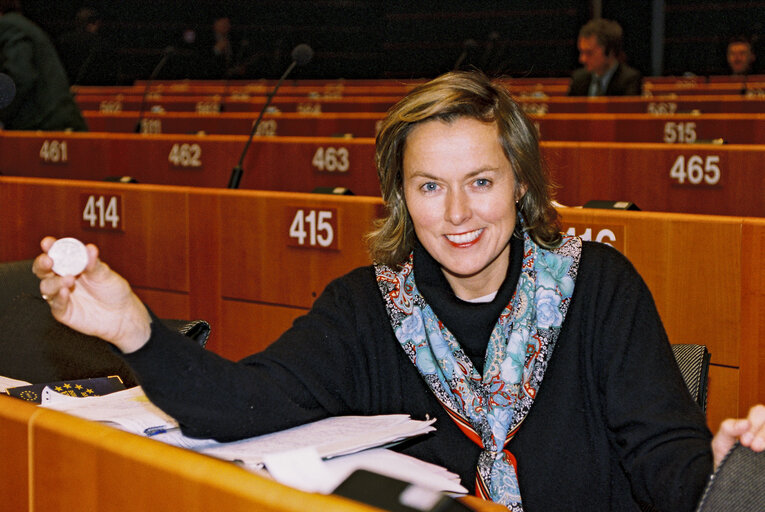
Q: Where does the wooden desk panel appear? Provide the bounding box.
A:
[545,142,765,218]
[219,191,383,308]
[29,408,381,512]
[0,131,381,196]
[536,113,765,144]
[84,111,386,137]
[76,94,399,114]
[740,218,765,415]
[558,209,741,368]
[0,396,37,512]
[520,95,765,114]
[0,178,190,293]
[84,111,765,146]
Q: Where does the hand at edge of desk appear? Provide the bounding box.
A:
[712,404,765,469]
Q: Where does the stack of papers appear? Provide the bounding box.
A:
[33,385,466,495]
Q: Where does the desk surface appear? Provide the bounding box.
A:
[0,395,506,512]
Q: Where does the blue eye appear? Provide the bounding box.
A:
[474,178,491,187]
[421,182,438,192]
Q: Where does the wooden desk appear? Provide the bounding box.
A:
[1,176,762,431]
[76,94,399,114]
[83,111,386,138]
[1,132,762,217]
[0,396,383,512]
[83,110,765,145]
[536,113,765,144]
[518,94,765,114]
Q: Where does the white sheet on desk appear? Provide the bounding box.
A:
[262,446,467,495]
[196,414,436,466]
[0,375,31,392]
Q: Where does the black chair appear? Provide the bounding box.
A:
[0,259,210,387]
[671,343,711,415]
[640,344,711,512]
[695,442,765,512]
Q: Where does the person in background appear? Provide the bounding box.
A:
[0,0,87,130]
[727,36,756,75]
[57,7,115,86]
[198,15,250,79]
[568,18,642,96]
[34,71,765,511]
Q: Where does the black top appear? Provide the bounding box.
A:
[568,62,643,96]
[125,240,712,511]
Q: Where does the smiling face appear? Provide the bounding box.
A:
[403,117,524,300]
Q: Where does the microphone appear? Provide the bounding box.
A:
[135,46,175,133]
[453,39,478,70]
[227,43,314,189]
[0,73,17,109]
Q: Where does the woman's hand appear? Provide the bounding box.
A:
[33,236,151,353]
[711,404,765,468]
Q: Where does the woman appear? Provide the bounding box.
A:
[35,71,764,511]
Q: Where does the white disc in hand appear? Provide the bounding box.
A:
[49,237,88,276]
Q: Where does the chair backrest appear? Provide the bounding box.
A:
[671,343,711,415]
[695,442,765,512]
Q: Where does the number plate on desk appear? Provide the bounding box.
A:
[564,223,625,253]
[80,193,124,231]
[286,207,338,250]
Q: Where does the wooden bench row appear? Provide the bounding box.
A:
[82,110,765,145]
[1,176,762,431]
[77,75,765,99]
[0,131,762,217]
[78,92,765,115]
[0,395,391,512]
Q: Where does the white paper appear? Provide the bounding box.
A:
[0,375,31,392]
[39,386,178,436]
[262,447,335,493]
[260,447,467,495]
[198,414,435,466]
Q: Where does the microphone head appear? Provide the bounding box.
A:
[291,44,314,66]
[0,73,16,109]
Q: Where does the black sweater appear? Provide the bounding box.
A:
[125,240,712,511]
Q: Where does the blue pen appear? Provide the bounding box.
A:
[144,425,179,437]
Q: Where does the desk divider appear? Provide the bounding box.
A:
[1,132,762,217]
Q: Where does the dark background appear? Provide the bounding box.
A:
[17,0,765,83]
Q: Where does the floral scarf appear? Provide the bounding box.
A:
[374,230,581,510]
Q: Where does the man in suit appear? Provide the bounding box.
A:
[568,19,642,97]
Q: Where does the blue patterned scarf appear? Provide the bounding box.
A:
[375,230,581,510]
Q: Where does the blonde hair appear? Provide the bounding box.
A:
[367,70,561,267]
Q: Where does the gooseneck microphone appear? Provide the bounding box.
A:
[0,73,17,109]
[135,46,175,133]
[226,43,314,189]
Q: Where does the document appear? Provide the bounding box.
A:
[32,386,463,493]
[0,375,31,392]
